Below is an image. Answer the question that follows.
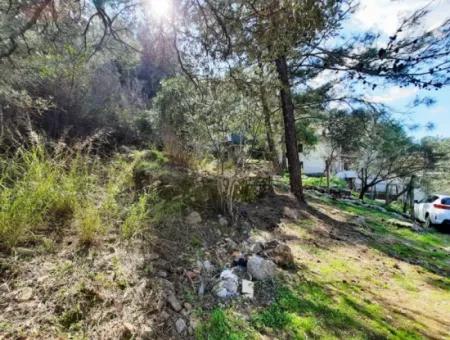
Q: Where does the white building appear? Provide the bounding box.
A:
[299,141,344,176]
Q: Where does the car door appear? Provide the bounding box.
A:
[414,200,423,221]
[421,196,438,221]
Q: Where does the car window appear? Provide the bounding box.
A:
[426,196,439,203]
[441,197,450,205]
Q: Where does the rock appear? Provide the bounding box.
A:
[190,317,200,330]
[199,260,215,274]
[157,271,168,278]
[158,278,175,293]
[119,145,133,154]
[266,242,294,267]
[218,215,228,227]
[14,247,35,257]
[145,253,160,261]
[121,322,135,339]
[135,280,148,300]
[184,302,192,310]
[198,279,205,296]
[224,238,238,249]
[350,216,366,226]
[16,287,33,302]
[167,293,182,312]
[411,222,423,232]
[186,211,202,225]
[175,318,187,334]
[212,269,239,298]
[241,279,254,299]
[160,311,170,320]
[249,241,264,254]
[247,255,276,280]
[140,325,153,339]
[386,218,413,229]
[283,206,299,220]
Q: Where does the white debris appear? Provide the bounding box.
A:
[241,279,254,299]
[212,269,239,298]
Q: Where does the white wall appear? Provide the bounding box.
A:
[300,141,343,175]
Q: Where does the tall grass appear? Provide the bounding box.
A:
[121,193,150,239]
[0,145,156,250]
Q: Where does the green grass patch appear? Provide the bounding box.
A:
[196,308,257,340]
[252,281,423,339]
[310,194,450,275]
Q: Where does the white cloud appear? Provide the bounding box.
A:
[353,0,450,35]
[367,86,418,103]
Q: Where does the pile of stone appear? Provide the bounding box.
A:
[203,239,294,300]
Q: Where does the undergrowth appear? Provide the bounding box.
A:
[0,144,160,250]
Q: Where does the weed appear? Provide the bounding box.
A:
[74,203,103,245]
[196,309,257,340]
[121,193,150,239]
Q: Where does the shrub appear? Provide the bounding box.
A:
[0,144,164,250]
[121,193,150,239]
[73,203,103,245]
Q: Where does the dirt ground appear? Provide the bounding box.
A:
[1,190,449,339]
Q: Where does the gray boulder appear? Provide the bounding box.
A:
[247,255,276,280]
[186,211,202,225]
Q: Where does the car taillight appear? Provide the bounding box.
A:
[433,204,450,210]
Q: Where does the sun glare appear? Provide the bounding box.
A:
[149,0,172,19]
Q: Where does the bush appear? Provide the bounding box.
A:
[74,203,103,245]
[121,193,150,239]
[0,144,151,250]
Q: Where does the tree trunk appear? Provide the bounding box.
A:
[275,55,303,201]
[359,186,368,200]
[259,83,279,172]
[280,134,287,172]
[359,168,367,200]
[409,175,415,220]
[325,159,330,191]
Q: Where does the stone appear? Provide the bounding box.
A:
[250,242,264,254]
[160,311,170,320]
[184,302,192,310]
[140,325,153,339]
[145,253,160,261]
[247,255,276,280]
[241,279,254,299]
[158,278,175,293]
[186,211,202,225]
[224,238,238,249]
[167,293,182,312]
[121,322,135,339]
[200,260,215,274]
[218,216,228,227]
[16,287,33,302]
[189,317,200,330]
[175,318,187,334]
[212,269,239,298]
[14,247,35,257]
[350,216,366,226]
[157,271,168,278]
[283,206,299,220]
[411,222,423,232]
[266,242,294,267]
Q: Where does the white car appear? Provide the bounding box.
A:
[414,195,450,228]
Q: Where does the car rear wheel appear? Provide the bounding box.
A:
[425,215,434,228]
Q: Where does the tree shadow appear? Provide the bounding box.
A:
[304,197,450,278]
[254,279,425,339]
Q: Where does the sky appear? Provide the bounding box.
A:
[341,0,450,140]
